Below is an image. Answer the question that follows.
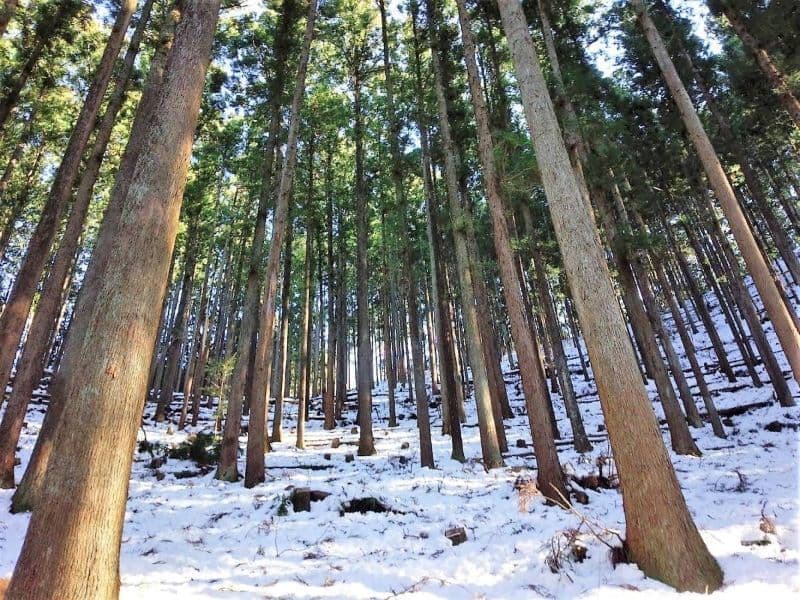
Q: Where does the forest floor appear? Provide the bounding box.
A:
[0,289,798,598]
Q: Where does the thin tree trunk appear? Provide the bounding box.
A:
[271,215,294,442]
[244,0,318,487]
[296,216,313,450]
[633,0,800,385]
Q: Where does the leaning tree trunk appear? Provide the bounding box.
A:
[633,0,800,386]
[0,0,137,407]
[0,0,154,483]
[497,0,722,591]
[6,1,219,597]
[715,0,800,127]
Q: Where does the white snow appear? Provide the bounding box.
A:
[0,277,798,599]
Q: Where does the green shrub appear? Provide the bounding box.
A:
[167,432,220,465]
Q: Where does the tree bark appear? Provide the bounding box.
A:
[633,0,800,385]
[422,0,502,469]
[244,0,318,487]
[455,0,563,497]
[218,0,297,483]
[714,0,800,127]
[0,0,137,406]
[497,0,722,591]
[6,1,219,596]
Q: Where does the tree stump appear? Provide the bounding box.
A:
[445,527,467,546]
[291,487,312,512]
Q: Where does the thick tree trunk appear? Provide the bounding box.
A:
[6,1,219,596]
[0,0,137,406]
[497,0,722,591]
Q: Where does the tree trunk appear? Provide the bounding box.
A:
[271,215,294,442]
[633,0,800,385]
[715,0,800,127]
[6,1,219,596]
[296,215,313,450]
[422,0,502,469]
[454,0,564,497]
[497,0,722,591]
[244,0,318,487]
[217,0,297,483]
[0,0,137,406]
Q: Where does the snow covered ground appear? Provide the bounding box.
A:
[0,285,798,599]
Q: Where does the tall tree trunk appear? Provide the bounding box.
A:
[454,0,564,497]
[352,52,375,457]
[378,0,432,466]
[411,19,463,460]
[496,0,722,591]
[217,0,297,483]
[323,146,337,429]
[6,1,219,596]
[271,214,294,442]
[0,0,137,406]
[244,0,318,487]
[296,215,313,450]
[421,0,502,469]
[714,0,800,127]
[0,0,154,483]
[633,0,800,386]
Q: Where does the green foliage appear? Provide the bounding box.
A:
[167,433,221,466]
